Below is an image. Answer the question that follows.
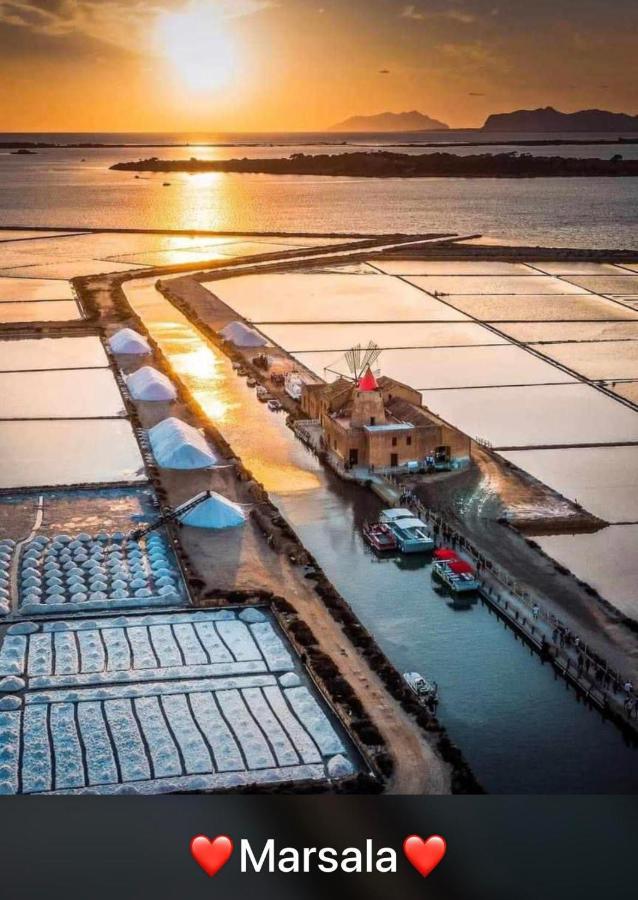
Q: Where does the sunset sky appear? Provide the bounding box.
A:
[1,0,636,132]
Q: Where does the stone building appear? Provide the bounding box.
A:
[301,367,470,470]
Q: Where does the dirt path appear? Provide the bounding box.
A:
[416,449,638,681]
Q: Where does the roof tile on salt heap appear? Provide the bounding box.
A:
[148,417,217,470]
[108,328,151,356]
[179,491,246,529]
[127,366,177,402]
[220,321,267,347]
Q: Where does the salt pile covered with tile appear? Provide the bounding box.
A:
[148,417,217,469]
[0,608,357,794]
[108,327,150,356]
[0,539,16,616]
[126,366,177,402]
[18,531,185,614]
[220,321,267,347]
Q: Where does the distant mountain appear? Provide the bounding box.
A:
[482,106,638,132]
[329,111,449,132]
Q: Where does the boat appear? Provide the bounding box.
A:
[379,508,434,553]
[246,377,257,388]
[256,386,271,402]
[267,399,282,411]
[432,557,480,594]
[403,672,438,709]
[362,521,398,553]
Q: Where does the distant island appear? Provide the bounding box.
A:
[111,151,638,178]
[329,111,449,132]
[482,106,638,132]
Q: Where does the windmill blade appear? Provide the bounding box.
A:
[360,341,381,372]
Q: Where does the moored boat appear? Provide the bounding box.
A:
[256,385,271,402]
[246,377,257,388]
[379,508,434,553]
[267,399,282,411]
[362,521,398,553]
[403,672,439,709]
[432,556,480,593]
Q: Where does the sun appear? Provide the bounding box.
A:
[155,2,236,93]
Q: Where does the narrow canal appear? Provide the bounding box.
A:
[125,278,638,793]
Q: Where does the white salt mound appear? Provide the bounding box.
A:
[148,417,217,470]
[126,366,177,402]
[220,321,267,347]
[108,328,150,356]
[179,492,246,529]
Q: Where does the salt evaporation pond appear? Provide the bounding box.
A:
[501,446,638,522]
[0,276,73,301]
[372,260,534,276]
[296,344,576,390]
[405,291,636,321]
[0,300,81,323]
[204,273,470,322]
[262,321,507,352]
[0,336,108,372]
[562,275,638,295]
[495,321,638,343]
[0,369,126,419]
[0,609,357,794]
[420,383,638,448]
[531,262,634,276]
[538,340,638,380]
[536,526,638,619]
[405,274,586,296]
[0,420,145,488]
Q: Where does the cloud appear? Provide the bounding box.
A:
[0,1,274,52]
[400,4,475,25]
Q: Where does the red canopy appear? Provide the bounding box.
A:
[449,559,475,575]
[434,548,458,561]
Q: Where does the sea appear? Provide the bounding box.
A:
[0,131,637,248]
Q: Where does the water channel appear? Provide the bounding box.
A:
[125,277,638,793]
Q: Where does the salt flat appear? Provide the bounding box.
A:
[204,272,469,322]
[0,276,74,301]
[405,274,587,296]
[297,344,576,390]
[420,383,638,448]
[535,526,638,619]
[0,336,108,371]
[0,369,126,419]
[0,420,146,488]
[493,321,638,343]
[0,608,355,795]
[422,293,637,321]
[263,321,506,352]
[537,340,638,380]
[529,262,631,276]
[371,260,534,276]
[500,446,638,522]
[0,300,81,323]
[561,275,638,295]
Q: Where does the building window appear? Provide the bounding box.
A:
[392,437,397,447]
[370,416,376,425]
[407,436,412,446]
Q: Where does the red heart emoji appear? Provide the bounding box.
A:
[403,834,447,877]
[190,834,234,877]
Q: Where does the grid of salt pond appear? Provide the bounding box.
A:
[0,608,356,794]
[18,530,185,615]
[0,230,353,279]
[203,263,638,621]
[0,335,145,488]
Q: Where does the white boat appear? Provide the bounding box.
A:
[379,508,434,553]
[403,672,438,708]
